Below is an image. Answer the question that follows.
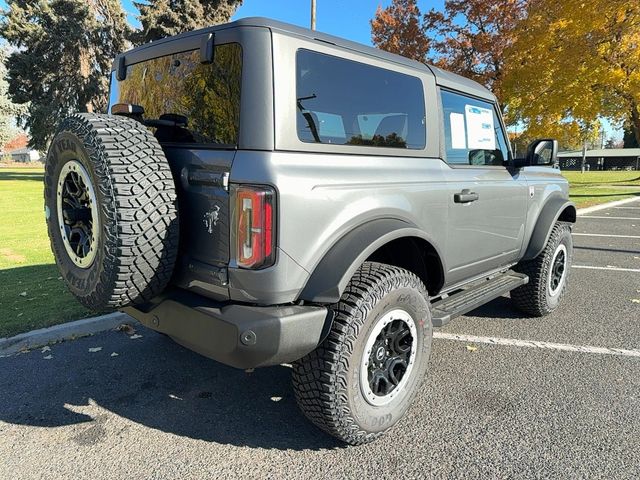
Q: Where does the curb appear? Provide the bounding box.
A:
[576,196,640,216]
[0,312,135,357]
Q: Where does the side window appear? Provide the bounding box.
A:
[296,49,426,149]
[440,90,509,166]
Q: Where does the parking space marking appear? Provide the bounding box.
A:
[573,233,640,239]
[579,216,640,220]
[434,332,640,358]
[614,207,640,210]
[572,265,640,273]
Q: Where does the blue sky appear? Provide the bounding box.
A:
[117,1,444,44]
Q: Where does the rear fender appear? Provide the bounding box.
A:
[298,218,444,303]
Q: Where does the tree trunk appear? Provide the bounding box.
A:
[631,102,640,147]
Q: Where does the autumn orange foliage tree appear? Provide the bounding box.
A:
[424,0,527,112]
[370,0,430,62]
[371,0,526,113]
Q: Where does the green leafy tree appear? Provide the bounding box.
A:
[134,0,243,44]
[0,0,129,150]
[0,46,26,149]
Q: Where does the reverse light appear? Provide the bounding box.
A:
[234,185,276,269]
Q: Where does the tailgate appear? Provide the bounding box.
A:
[164,146,234,298]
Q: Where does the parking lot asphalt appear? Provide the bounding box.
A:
[1,199,639,479]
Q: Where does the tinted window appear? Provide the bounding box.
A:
[109,43,242,145]
[440,90,509,165]
[296,49,426,149]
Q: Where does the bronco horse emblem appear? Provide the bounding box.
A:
[203,205,220,234]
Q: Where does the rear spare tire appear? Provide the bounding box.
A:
[44,113,179,310]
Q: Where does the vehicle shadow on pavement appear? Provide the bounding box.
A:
[0,329,344,451]
[465,295,526,320]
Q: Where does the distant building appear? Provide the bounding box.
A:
[1,133,41,163]
[5,147,41,163]
[558,148,640,171]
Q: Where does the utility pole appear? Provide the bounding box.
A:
[311,0,316,30]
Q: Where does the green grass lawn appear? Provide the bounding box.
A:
[562,171,640,208]
[0,167,91,338]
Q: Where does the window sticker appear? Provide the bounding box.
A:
[465,105,496,150]
[449,112,466,149]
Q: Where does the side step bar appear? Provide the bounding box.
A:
[431,270,528,327]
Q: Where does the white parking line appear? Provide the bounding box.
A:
[579,216,640,220]
[434,332,640,358]
[573,265,640,273]
[572,233,640,239]
[614,206,640,210]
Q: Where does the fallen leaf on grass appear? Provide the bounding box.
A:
[17,313,23,317]
[466,345,478,352]
[18,291,27,297]
[43,355,53,360]
[110,352,119,357]
[41,346,51,353]
[116,323,136,335]
[129,334,143,340]
[88,347,102,353]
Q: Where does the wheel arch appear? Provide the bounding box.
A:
[298,218,445,304]
[522,196,576,261]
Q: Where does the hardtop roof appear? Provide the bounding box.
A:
[120,16,495,101]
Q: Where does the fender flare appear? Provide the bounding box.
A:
[522,196,576,261]
[298,218,444,304]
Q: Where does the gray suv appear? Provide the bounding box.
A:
[44,18,576,445]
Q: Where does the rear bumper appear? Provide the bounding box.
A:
[123,290,331,369]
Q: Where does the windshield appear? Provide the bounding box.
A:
[108,43,242,146]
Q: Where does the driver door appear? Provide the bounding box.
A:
[439,89,529,285]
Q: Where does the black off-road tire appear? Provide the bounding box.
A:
[44,113,179,310]
[292,262,432,445]
[511,222,572,317]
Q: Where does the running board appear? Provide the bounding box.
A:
[431,271,528,327]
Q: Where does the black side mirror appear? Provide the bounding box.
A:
[512,139,558,168]
[526,138,558,166]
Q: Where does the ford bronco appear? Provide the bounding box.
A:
[44,18,575,445]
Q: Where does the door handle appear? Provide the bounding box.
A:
[454,189,479,203]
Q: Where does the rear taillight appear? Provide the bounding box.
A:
[234,185,276,269]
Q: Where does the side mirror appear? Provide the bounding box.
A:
[526,138,558,167]
[512,139,559,169]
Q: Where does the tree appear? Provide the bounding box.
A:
[0,46,26,149]
[424,0,527,110]
[134,0,243,44]
[623,126,639,148]
[504,1,640,147]
[1,0,129,150]
[370,0,430,62]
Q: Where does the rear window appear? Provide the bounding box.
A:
[108,43,242,146]
[295,49,426,149]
